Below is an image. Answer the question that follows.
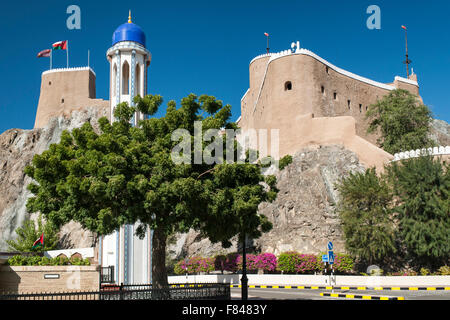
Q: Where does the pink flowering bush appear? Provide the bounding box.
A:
[255,253,277,272]
[295,254,321,274]
[237,254,259,271]
[174,257,214,275]
[213,253,242,273]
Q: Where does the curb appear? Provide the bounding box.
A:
[320,292,404,300]
[229,285,450,291]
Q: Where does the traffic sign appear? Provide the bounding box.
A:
[322,254,329,263]
[327,241,333,251]
[328,251,335,264]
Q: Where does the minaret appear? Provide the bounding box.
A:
[100,13,152,286]
[106,11,151,125]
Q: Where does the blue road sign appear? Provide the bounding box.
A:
[327,241,333,251]
[328,251,335,264]
[322,254,329,263]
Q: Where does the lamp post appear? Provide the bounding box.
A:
[241,233,248,300]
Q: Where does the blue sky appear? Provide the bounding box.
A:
[0,0,449,134]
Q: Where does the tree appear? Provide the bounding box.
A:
[336,168,396,266]
[24,93,278,287]
[387,156,449,268]
[366,89,434,154]
[6,214,59,252]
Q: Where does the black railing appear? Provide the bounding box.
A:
[0,283,230,301]
[100,266,115,284]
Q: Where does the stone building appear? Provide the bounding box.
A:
[237,42,422,170]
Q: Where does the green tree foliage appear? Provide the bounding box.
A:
[387,156,449,268]
[336,168,396,265]
[6,214,59,252]
[24,93,278,287]
[366,89,434,154]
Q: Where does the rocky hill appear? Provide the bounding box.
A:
[167,145,366,259]
[0,109,449,256]
[0,106,108,251]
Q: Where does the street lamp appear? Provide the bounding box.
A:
[241,233,248,300]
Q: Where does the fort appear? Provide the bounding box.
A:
[34,67,109,128]
[237,44,422,170]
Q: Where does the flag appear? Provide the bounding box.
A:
[264,32,269,37]
[52,40,67,50]
[32,233,44,249]
[401,25,407,30]
[37,49,51,58]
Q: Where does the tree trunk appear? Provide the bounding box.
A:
[152,226,169,288]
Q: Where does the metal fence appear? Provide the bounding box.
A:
[0,283,230,301]
[100,266,115,284]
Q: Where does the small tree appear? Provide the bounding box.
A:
[6,214,59,252]
[387,156,449,269]
[366,89,434,154]
[336,168,396,266]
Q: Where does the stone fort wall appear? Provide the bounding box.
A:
[239,48,422,170]
[34,67,109,128]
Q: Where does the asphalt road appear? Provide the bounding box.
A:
[230,287,450,300]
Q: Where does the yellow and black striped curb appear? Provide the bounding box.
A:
[320,292,404,300]
[229,284,450,291]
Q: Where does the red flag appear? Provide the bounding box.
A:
[52,40,67,50]
[32,233,44,249]
[401,25,407,30]
[37,49,51,58]
[264,32,269,37]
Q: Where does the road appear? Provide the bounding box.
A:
[230,287,450,300]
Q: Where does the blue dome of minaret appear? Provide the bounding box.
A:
[112,11,146,47]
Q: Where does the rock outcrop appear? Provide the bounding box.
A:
[0,106,109,250]
[168,145,366,259]
[430,119,450,146]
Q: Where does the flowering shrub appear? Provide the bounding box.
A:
[317,252,354,274]
[295,254,321,274]
[333,253,354,273]
[173,257,214,275]
[174,260,187,275]
[213,253,240,273]
[237,254,259,271]
[256,253,277,272]
[174,252,354,275]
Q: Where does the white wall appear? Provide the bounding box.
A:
[168,274,450,287]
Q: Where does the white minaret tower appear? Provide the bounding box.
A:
[100,12,152,286]
[106,11,151,125]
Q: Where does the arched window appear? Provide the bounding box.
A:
[122,61,129,95]
[136,64,141,97]
[113,64,117,96]
[284,81,292,91]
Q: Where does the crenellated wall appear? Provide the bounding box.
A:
[239,47,422,170]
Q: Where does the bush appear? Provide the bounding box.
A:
[438,266,450,275]
[295,254,321,274]
[7,255,90,266]
[333,253,354,274]
[174,257,214,275]
[174,260,187,275]
[237,254,259,272]
[255,253,277,272]
[223,253,240,273]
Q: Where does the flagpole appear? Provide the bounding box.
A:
[88,49,90,68]
[50,49,52,70]
[66,40,69,68]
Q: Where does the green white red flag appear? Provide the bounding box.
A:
[32,233,44,249]
[52,40,67,50]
